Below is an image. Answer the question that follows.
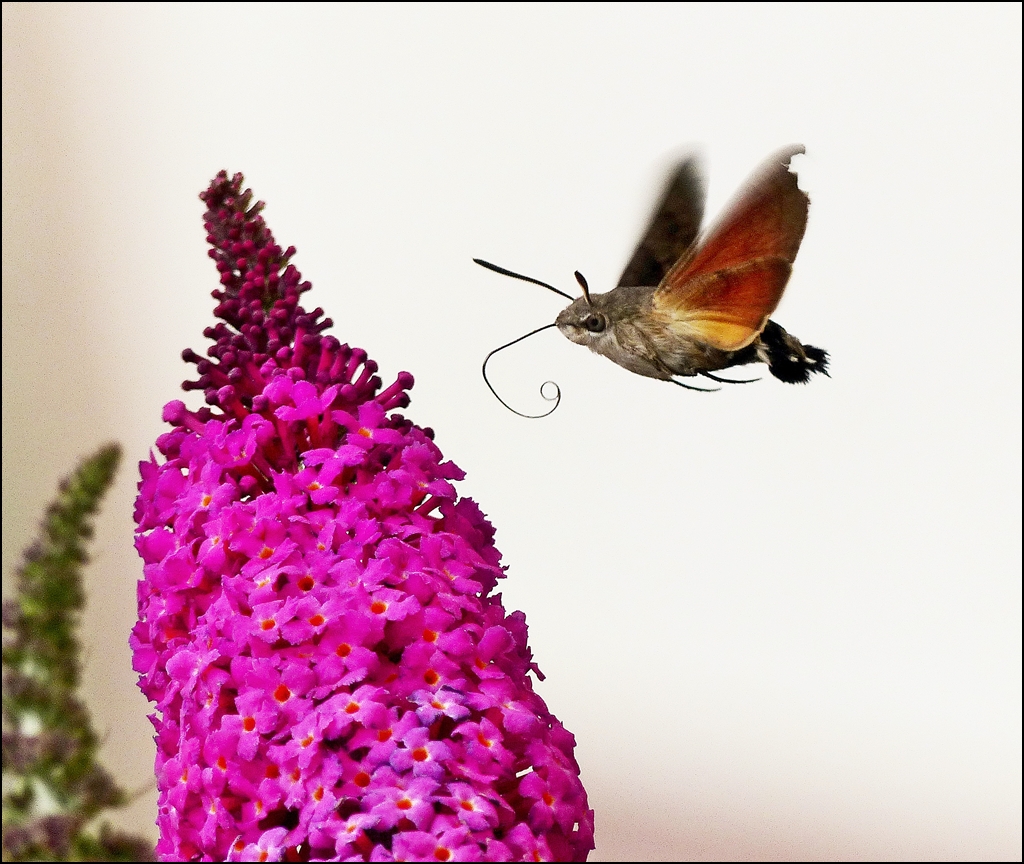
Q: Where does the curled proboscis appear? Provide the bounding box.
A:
[481,323,562,418]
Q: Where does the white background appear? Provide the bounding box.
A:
[3,4,1020,860]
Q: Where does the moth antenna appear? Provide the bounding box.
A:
[482,323,563,418]
[473,258,575,301]
[700,371,762,384]
[574,271,593,306]
[670,377,720,393]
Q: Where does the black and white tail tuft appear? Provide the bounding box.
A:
[761,320,830,384]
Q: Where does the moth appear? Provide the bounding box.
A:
[476,144,828,417]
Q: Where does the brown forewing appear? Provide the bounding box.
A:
[651,145,808,351]
[616,156,706,288]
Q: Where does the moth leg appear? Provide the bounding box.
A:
[670,377,720,392]
[700,371,762,384]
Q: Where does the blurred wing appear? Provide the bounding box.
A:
[652,145,808,351]
[617,156,706,288]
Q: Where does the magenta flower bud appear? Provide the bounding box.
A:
[131,171,594,861]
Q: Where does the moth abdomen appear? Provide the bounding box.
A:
[758,320,830,384]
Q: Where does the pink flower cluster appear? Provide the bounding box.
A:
[130,172,594,861]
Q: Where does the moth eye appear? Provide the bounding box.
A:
[583,314,606,333]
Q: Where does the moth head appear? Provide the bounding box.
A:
[555,271,609,345]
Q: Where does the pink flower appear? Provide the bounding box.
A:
[131,171,594,861]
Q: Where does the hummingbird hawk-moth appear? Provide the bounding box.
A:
[476,144,829,417]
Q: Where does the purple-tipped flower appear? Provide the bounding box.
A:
[131,172,594,861]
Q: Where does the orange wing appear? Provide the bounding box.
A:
[652,145,809,352]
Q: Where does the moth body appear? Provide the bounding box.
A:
[555,286,825,383]
[478,144,829,416]
[555,145,828,386]
[555,286,731,380]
